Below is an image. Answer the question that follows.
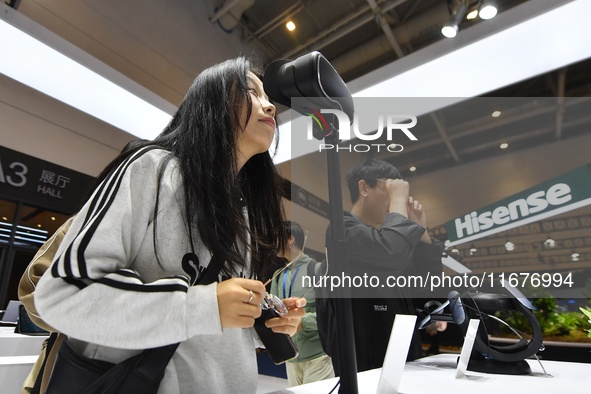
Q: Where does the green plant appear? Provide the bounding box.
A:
[498,297,591,341]
[580,307,591,338]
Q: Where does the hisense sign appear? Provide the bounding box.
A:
[454,183,572,239]
[445,164,591,245]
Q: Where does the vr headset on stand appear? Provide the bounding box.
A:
[418,280,545,375]
[264,51,358,393]
[263,51,354,132]
[263,52,547,392]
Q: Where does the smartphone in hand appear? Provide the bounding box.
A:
[254,309,298,364]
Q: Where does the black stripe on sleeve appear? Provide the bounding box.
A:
[98,278,188,293]
[71,147,163,279]
[61,276,88,290]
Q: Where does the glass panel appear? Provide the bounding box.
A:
[0,201,70,306]
[15,205,70,249]
[0,199,17,246]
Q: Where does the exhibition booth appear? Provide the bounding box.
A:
[1,0,590,393]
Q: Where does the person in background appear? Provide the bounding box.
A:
[323,159,443,374]
[34,57,305,394]
[270,221,335,386]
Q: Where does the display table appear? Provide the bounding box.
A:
[0,355,39,394]
[279,353,589,394]
[0,326,47,356]
[0,327,46,393]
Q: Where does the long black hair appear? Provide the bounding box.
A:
[102,57,287,278]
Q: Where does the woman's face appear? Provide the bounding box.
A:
[236,72,276,169]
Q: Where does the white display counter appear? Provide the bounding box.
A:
[0,355,38,394]
[0,326,47,356]
[0,327,46,394]
[279,353,589,394]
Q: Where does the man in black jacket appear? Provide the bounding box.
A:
[322,159,443,374]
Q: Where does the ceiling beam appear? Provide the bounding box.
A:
[250,1,305,40]
[366,0,405,58]
[430,112,461,163]
[556,67,567,140]
[408,97,591,155]
[209,0,244,23]
[401,0,422,22]
[281,0,408,59]
[379,111,591,174]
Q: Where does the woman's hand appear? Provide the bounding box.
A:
[217,278,266,329]
[264,297,306,336]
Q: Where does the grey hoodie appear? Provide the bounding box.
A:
[36,148,260,393]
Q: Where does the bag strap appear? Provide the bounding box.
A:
[134,251,227,376]
[132,342,179,382]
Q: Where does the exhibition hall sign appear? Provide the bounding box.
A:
[0,145,95,214]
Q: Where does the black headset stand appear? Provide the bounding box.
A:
[467,356,532,375]
[323,121,359,394]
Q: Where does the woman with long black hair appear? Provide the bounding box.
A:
[35,57,305,393]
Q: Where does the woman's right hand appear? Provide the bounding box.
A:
[216,278,266,329]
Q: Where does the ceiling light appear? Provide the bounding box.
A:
[544,237,556,248]
[492,110,501,117]
[441,1,468,38]
[499,142,508,149]
[505,241,515,251]
[409,166,416,172]
[479,3,498,20]
[451,248,459,254]
[286,21,296,31]
[51,216,56,221]
[571,252,580,262]
[469,246,478,255]
[441,25,458,38]
[466,9,478,20]
[2,217,7,221]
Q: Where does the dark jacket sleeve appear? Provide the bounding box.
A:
[408,238,444,277]
[339,212,428,276]
[406,238,444,298]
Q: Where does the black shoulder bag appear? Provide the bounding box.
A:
[45,254,225,394]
